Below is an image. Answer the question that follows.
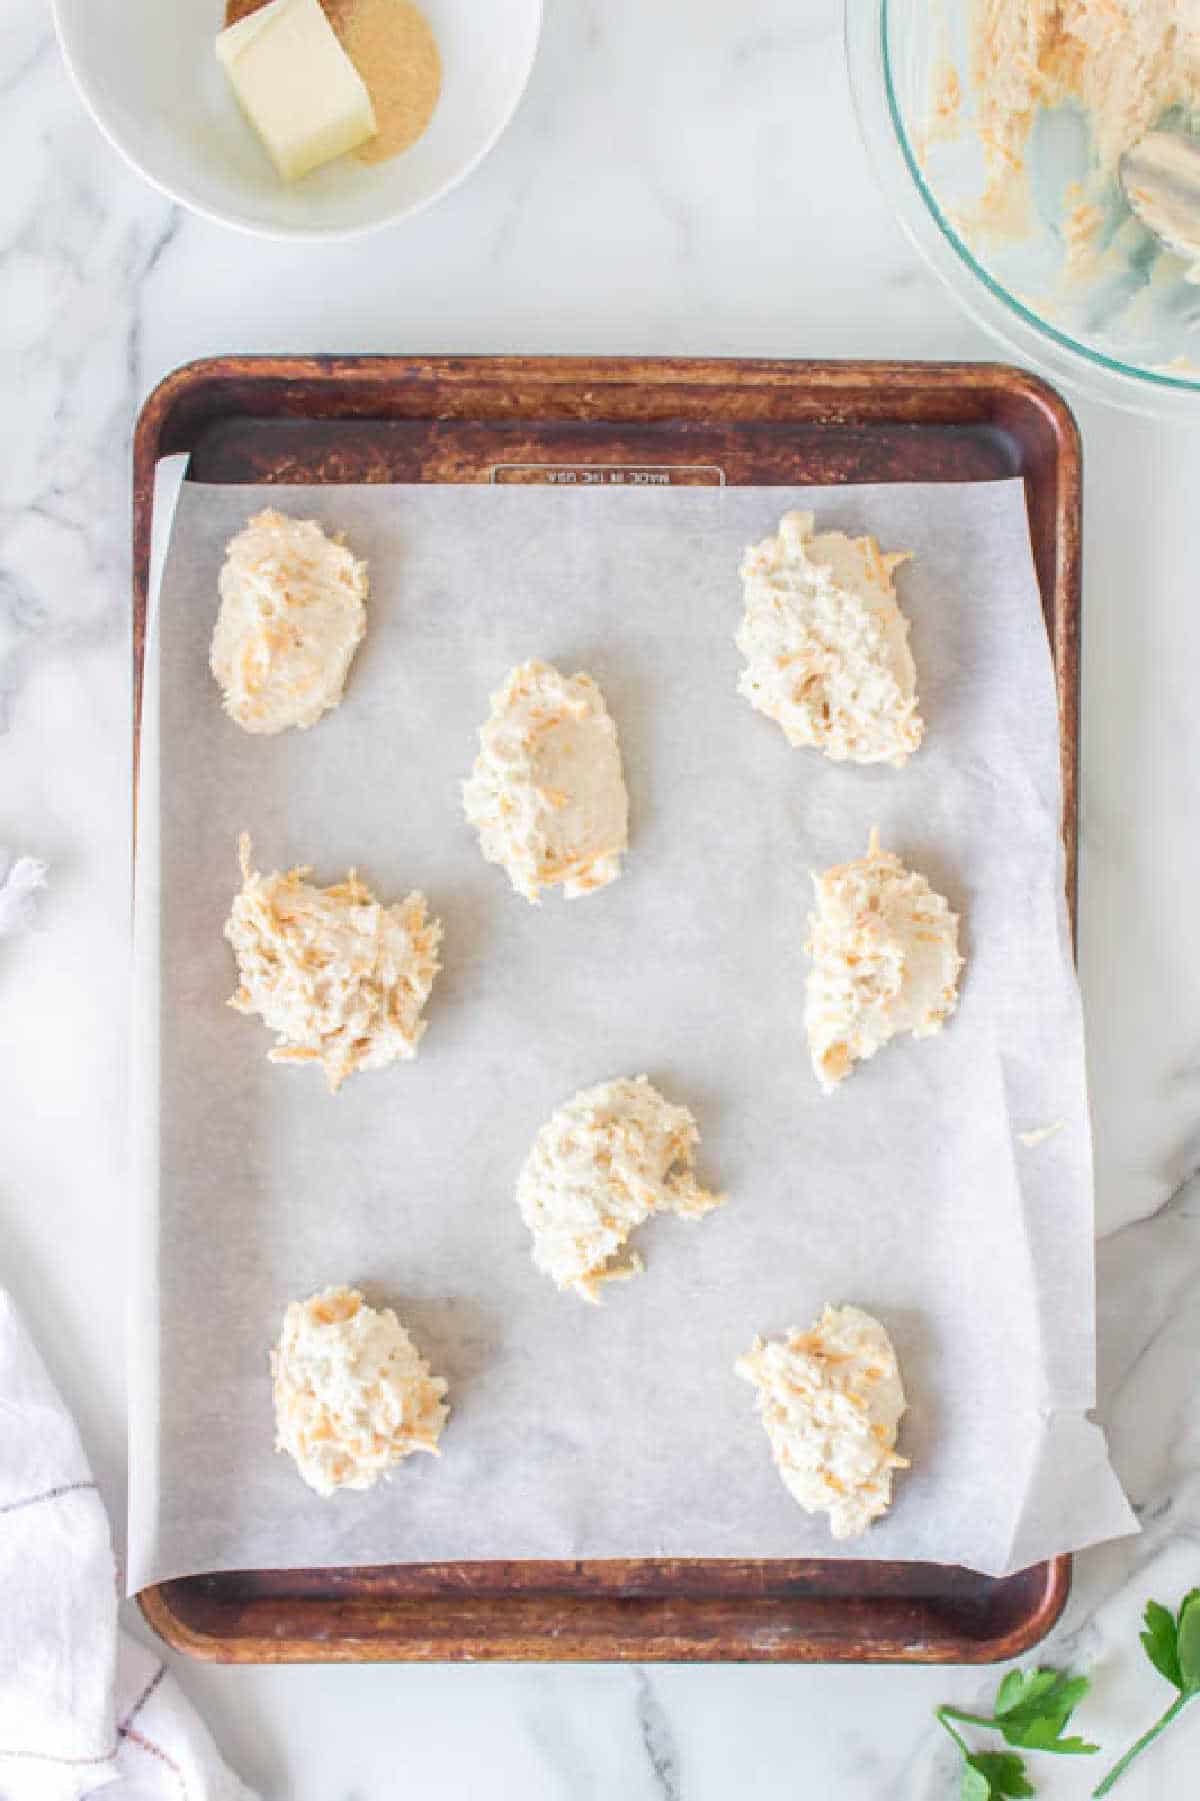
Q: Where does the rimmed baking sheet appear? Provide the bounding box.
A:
[129,470,1133,1595]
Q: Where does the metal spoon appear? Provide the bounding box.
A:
[1119,129,1200,275]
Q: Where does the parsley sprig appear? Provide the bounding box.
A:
[1092,1589,1200,1796]
[936,1667,1097,1799]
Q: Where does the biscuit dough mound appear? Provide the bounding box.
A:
[517,1075,724,1302]
[210,509,367,734]
[736,1304,908,1540]
[736,511,923,767]
[805,830,962,1092]
[462,660,629,903]
[225,835,441,1091]
[272,1286,449,1497]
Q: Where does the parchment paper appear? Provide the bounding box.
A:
[128,476,1136,1592]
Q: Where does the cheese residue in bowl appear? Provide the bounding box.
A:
[210,508,367,734]
[736,1304,909,1540]
[805,829,962,1092]
[966,0,1200,241]
[516,1076,725,1302]
[225,834,442,1091]
[736,510,923,767]
[272,1285,449,1496]
[913,0,1200,339]
[463,660,630,904]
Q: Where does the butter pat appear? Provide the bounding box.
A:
[216,0,377,183]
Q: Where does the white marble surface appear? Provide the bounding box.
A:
[3,0,1200,1794]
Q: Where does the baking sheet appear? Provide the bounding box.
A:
[127,477,1136,1592]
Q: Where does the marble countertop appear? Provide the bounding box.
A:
[4,0,1200,1794]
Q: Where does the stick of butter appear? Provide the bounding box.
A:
[216,0,378,184]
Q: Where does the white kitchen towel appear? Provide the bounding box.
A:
[0,854,48,936]
[0,1287,257,1801]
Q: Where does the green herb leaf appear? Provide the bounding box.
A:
[961,1762,993,1801]
[1176,1590,1200,1696]
[994,1669,1059,1718]
[968,1750,1036,1797]
[1005,1718,1098,1755]
[938,1666,1099,1801]
[998,1673,1096,1753]
[1140,1599,1183,1690]
[1095,1589,1200,1796]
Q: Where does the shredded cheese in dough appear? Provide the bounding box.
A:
[736,511,923,767]
[462,660,629,903]
[225,834,441,1091]
[805,829,962,1092]
[272,1286,449,1496]
[210,509,367,734]
[516,1075,724,1302]
[736,1304,909,1540]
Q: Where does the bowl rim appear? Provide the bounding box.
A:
[49,0,545,243]
[845,0,1200,419]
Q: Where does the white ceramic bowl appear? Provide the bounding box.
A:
[52,0,543,240]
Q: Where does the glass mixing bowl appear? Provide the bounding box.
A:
[845,0,1200,419]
